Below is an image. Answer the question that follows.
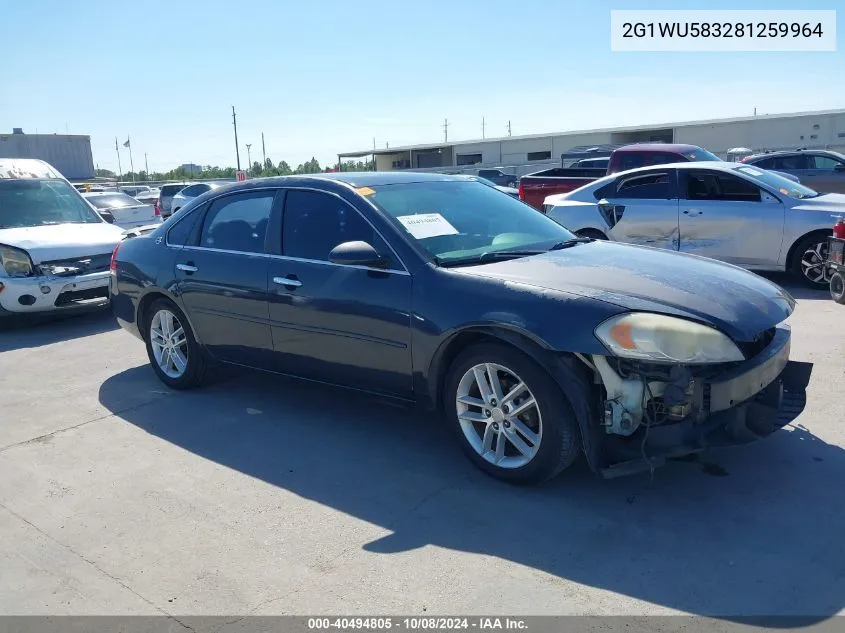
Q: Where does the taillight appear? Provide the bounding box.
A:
[154,199,161,216]
[110,242,121,273]
[518,182,525,200]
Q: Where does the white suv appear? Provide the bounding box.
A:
[0,159,126,316]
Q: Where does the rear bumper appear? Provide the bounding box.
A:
[599,326,812,478]
[0,271,111,314]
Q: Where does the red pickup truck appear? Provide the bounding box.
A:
[518,143,721,210]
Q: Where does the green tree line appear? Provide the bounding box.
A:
[95,158,375,182]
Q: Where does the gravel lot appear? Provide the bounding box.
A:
[1,276,844,624]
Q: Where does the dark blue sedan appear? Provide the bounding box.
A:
[110,172,812,483]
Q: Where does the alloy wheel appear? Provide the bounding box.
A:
[801,240,831,285]
[150,309,189,379]
[455,363,543,469]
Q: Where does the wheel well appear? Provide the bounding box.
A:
[136,292,169,340]
[575,228,607,240]
[433,328,552,412]
[786,229,830,269]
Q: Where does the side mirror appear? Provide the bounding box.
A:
[100,211,116,224]
[835,163,845,172]
[328,240,386,268]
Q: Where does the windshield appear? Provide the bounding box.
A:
[366,180,577,265]
[687,149,721,162]
[0,179,103,228]
[733,165,819,199]
[86,193,141,209]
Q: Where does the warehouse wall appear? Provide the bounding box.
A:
[0,134,95,179]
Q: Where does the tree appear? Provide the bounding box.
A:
[277,160,292,175]
[95,168,115,178]
[264,158,273,171]
[251,161,262,176]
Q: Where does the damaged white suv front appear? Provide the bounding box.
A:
[0,159,126,316]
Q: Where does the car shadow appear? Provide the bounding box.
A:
[758,272,829,302]
[0,307,118,352]
[99,366,845,623]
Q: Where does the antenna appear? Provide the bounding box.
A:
[443,118,449,143]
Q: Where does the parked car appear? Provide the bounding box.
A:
[518,144,799,210]
[0,158,126,316]
[518,144,723,209]
[477,168,518,188]
[120,185,152,197]
[170,182,224,214]
[110,172,810,484]
[158,183,189,218]
[741,149,845,194]
[468,175,519,198]
[570,157,610,170]
[544,161,842,288]
[83,192,162,229]
[134,189,163,216]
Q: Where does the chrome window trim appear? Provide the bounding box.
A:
[267,253,410,276]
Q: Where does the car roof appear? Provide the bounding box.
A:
[303,171,466,186]
[746,148,841,160]
[82,191,130,196]
[0,158,63,180]
[615,143,703,153]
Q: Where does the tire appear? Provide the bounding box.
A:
[575,229,607,240]
[444,342,581,485]
[790,234,830,288]
[831,271,845,304]
[143,298,208,389]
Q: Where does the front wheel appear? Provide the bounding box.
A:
[444,342,581,485]
[144,298,208,389]
[831,271,845,304]
[791,235,831,288]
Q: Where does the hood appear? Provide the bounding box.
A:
[461,241,795,342]
[794,192,845,214]
[0,223,125,263]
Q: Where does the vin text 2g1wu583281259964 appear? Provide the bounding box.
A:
[109,172,812,483]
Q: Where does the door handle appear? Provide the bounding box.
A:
[682,210,703,216]
[273,276,302,288]
[176,263,198,273]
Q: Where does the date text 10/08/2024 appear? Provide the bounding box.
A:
[307,617,528,630]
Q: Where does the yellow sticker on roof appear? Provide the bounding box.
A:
[355,186,376,196]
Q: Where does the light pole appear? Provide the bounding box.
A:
[245,144,252,173]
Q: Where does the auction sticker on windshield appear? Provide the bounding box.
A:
[397,213,459,239]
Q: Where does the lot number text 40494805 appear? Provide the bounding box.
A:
[610,10,836,51]
[307,617,528,631]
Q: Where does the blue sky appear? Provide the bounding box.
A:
[0,0,841,173]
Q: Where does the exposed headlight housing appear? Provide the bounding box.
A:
[594,312,744,364]
[0,244,35,278]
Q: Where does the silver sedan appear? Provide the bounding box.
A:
[544,161,842,288]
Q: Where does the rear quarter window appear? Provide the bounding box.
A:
[165,205,204,246]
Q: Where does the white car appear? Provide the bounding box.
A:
[83,191,162,229]
[544,161,843,288]
[0,158,127,316]
[169,182,225,214]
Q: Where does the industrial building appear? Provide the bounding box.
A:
[338,108,845,176]
[0,128,95,180]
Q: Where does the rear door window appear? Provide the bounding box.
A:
[809,154,844,170]
[616,171,673,199]
[199,191,275,253]
[771,155,808,170]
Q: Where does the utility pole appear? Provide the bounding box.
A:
[245,144,252,171]
[753,107,757,116]
[443,118,449,143]
[482,117,485,139]
[144,153,149,181]
[507,120,512,136]
[261,132,266,166]
[114,137,123,181]
[232,106,241,171]
[373,137,376,150]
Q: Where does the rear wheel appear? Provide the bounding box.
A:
[830,271,845,304]
[144,298,208,389]
[444,342,581,485]
[790,234,830,288]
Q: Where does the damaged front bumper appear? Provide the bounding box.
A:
[589,325,813,478]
